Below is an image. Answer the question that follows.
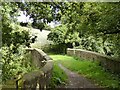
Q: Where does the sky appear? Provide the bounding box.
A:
[17,11,33,23]
[17,11,61,28]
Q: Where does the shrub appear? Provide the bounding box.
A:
[1,46,38,83]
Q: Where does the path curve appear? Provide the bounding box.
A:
[58,63,98,88]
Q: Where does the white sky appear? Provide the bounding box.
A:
[17,11,33,23]
[17,11,61,28]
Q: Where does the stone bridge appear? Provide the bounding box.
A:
[2,48,120,89]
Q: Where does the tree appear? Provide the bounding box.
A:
[1,2,33,51]
[1,2,37,82]
[48,2,120,57]
[47,25,68,53]
[16,2,61,30]
[60,2,120,35]
[48,25,67,44]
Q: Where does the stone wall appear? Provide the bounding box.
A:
[22,60,53,89]
[21,48,53,89]
[67,48,120,74]
[26,48,52,68]
[2,48,53,90]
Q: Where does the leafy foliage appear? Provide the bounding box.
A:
[2,46,38,82]
[1,2,38,82]
[47,2,120,58]
[48,25,67,44]
[16,2,60,30]
[1,2,34,48]
[1,2,120,83]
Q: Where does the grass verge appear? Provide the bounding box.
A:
[50,55,120,88]
[49,60,68,88]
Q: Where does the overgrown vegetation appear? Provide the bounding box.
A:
[2,46,39,83]
[1,3,38,83]
[47,3,120,58]
[42,44,66,54]
[50,55,120,88]
[1,2,120,87]
[49,59,68,88]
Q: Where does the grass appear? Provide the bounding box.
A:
[50,55,120,88]
[49,60,68,88]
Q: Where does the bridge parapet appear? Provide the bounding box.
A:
[21,48,53,89]
[67,48,120,74]
[2,48,53,90]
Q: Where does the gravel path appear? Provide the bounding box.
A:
[58,63,98,88]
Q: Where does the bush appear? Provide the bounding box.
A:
[42,44,66,54]
[1,46,38,83]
